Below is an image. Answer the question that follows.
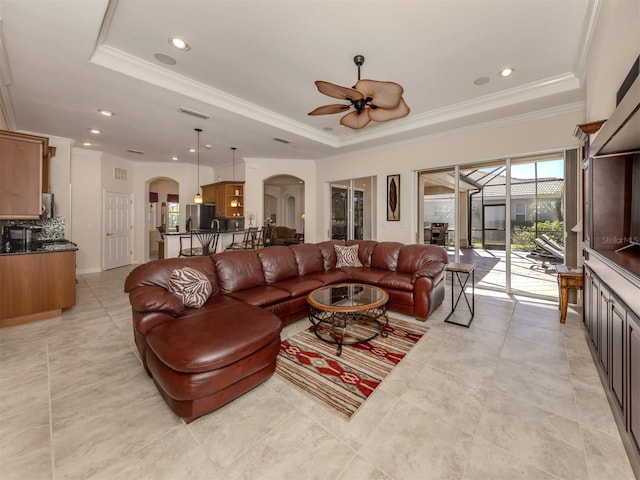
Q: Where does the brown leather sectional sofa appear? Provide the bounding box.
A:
[124,240,447,422]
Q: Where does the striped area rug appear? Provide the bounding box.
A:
[276,317,427,418]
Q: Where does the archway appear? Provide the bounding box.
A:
[147,177,179,260]
[263,175,305,231]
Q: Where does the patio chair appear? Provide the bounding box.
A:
[527,234,564,268]
[430,223,448,245]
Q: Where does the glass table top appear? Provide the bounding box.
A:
[308,283,387,310]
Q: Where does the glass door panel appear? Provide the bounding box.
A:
[331,186,348,240]
[510,158,564,298]
[483,204,506,249]
[330,177,374,241]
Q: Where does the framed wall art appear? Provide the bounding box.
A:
[387,174,400,221]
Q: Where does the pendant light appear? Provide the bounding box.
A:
[230,147,238,208]
[194,128,203,204]
[231,147,236,181]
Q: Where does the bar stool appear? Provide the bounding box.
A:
[443,262,475,327]
[194,231,219,255]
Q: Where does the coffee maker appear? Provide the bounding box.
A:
[2,224,43,253]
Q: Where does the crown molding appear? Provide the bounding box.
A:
[319,101,585,162]
[90,44,340,147]
[92,1,583,152]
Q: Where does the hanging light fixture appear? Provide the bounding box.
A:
[231,147,236,181]
[194,128,203,204]
[230,147,238,208]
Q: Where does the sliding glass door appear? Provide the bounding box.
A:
[420,153,567,299]
[509,157,565,297]
[330,177,375,241]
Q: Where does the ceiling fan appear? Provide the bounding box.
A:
[308,55,410,129]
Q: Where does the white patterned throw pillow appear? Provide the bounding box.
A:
[334,244,363,268]
[168,267,212,308]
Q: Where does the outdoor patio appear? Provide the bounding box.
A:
[447,247,560,299]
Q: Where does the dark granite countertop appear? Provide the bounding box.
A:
[0,240,78,256]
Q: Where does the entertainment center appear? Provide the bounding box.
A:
[581,62,640,475]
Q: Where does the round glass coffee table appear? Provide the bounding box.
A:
[307,283,389,356]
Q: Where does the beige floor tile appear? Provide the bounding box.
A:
[573,379,620,437]
[0,268,635,480]
[187,383,295,470]
[582,425,635,480]
[93,425,216,480]
[463,436,559,479]
[358,399,473,479]
[475,389,588,479]
[219,415,355,480]
[337,454,393,480]
[400,363,490,434]
[492,357,578,420]
[500,334,571,377]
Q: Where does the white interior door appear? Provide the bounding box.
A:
[104,191,132,270]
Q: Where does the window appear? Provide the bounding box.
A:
[515,203,526,222]
[167,202,179,231]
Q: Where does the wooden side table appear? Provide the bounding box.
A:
[557,265,583,324]
[444,262,475,328]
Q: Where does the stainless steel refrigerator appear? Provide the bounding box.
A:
[185,204,216,230]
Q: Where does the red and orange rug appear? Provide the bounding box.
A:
[276,317,427,418]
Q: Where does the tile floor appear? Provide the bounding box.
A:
[0,265,636,479]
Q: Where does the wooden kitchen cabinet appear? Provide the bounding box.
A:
[0,130,48,219]
[0,250,77,327]
[201,181,245,218]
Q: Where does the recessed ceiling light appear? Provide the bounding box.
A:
[499,67,515,77]
[98,109,114,117]
[82,141,92,147]
[473,76,490,86]
[204,144,212,149]
[171,156,179,161]
[188,148,196,153]
[89,128,102,134]
[169,37,190,51]
[154,53,177,65]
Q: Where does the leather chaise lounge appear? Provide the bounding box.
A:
[124,240,447,422]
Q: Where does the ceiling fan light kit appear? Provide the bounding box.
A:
[308,55,410,129]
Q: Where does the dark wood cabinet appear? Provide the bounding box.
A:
[628,313,640,451]
[598,284,610,374]
[611,296,625,411]
[581,73,640,476]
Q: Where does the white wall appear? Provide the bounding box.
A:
[48,136,73,237]
[71,148,103,273]
[133,162,213,263]
[315,109,585,244]
[586,0,639,124]
[244,158,316,241]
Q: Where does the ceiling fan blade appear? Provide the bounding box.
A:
[315,81,364,101]
[368,97,410,122]
[355,79,404,109]
[340,109,371,129]
[307,104,351,116]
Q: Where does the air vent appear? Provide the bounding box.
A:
[114,167,127,181]
[178,107,211,119]
[273,136,292,144]
[126,149,145,155]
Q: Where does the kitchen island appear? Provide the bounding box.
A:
[0,243,78,327]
